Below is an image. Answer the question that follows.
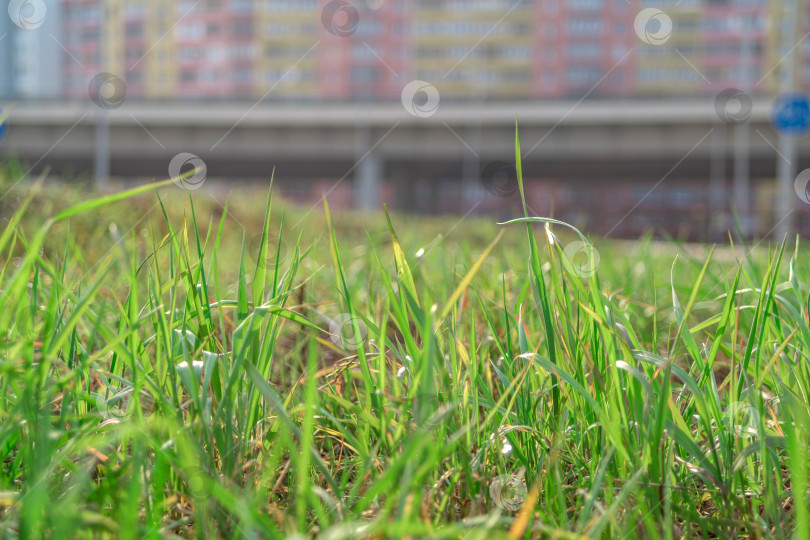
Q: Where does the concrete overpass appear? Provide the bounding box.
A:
[1,99,805,213]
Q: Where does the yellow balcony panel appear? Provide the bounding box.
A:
[637,57,701,67]
[258,36,318,45]
[255,59,318,68]
[636,82,701,93]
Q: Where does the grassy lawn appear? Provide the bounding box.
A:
[1,143,809,538]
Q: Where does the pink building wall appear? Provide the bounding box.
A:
[60,0,810,101]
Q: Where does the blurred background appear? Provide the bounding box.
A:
[1,0,809,241]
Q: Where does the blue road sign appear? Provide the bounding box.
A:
[0,109,7,142]
[772,93,810,136]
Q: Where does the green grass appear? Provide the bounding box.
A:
[1,136,810,538]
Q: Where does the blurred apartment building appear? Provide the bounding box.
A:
[2,0,810,239]
[0,0,798,101]
[0,0,62,98]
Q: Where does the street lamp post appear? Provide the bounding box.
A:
[94,3,109,190]
[774,1,801,242]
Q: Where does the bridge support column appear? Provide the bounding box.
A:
[461,125,481,206]
[94,109,110,190]
[733,121,751,238]
[392,168,413,211]
[709,122,727,241]
[415,176,434,214]
[355,124,381,211]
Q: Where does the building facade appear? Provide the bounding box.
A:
[0,0,807,100]
[1,0,62,98]
[0,14,13,98]
[46,0,810,102]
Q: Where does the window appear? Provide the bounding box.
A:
[569,0,603,10]
[233,68,252,83]
[353,44,375,60]
[612,44,628,60]
[231,0,252,11]
[231,44,254,59]
[125,48,144,61]
[567,18,603,36]
[566,66,601,85]
[180,47,199,61]
[232,21,252,35]
[356,20,381,36]
[206,46,226,61]
[125,71,143,84]
[567,42,601,59]
[501,47,531,60]
[125,23,143,39]
[351,66,379,83]
[124,4,145,17]
[177,23,205,39]
[262,0,318,11]
[198,70,220,83]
